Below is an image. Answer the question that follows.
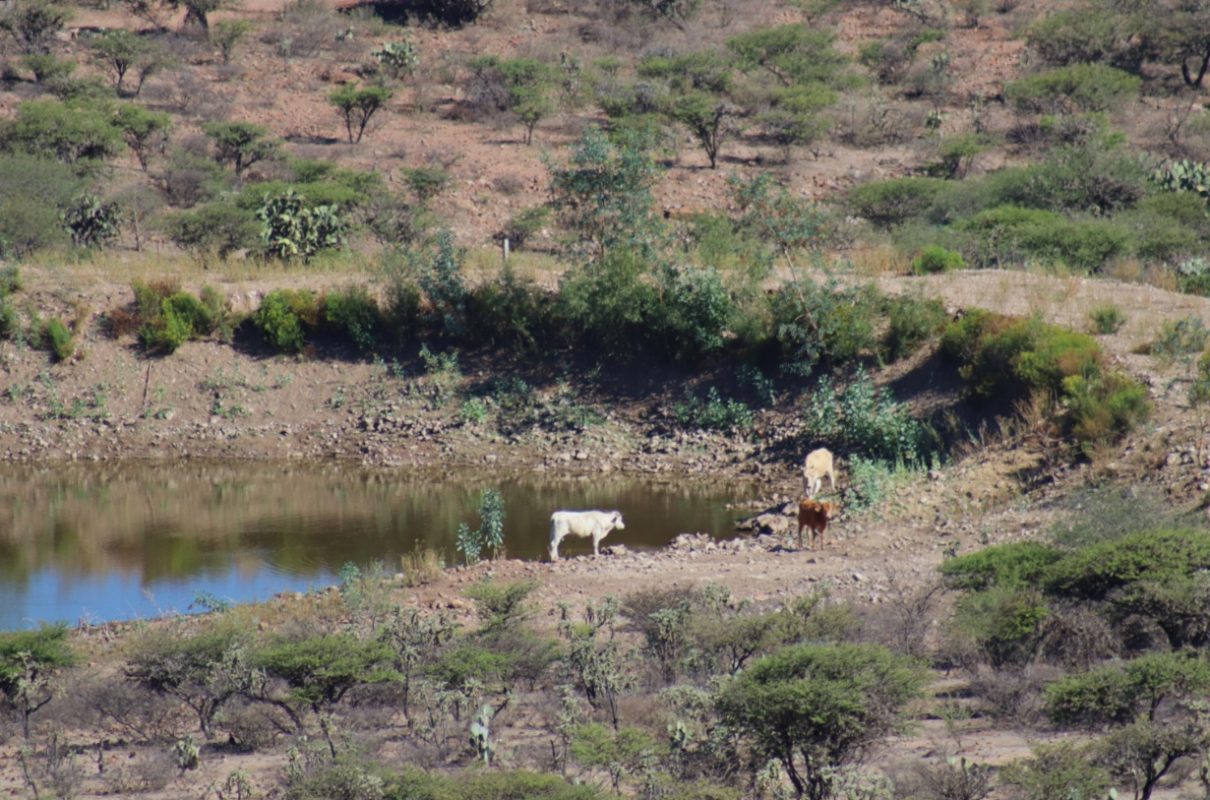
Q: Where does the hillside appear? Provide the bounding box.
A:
[4,0,1210,797]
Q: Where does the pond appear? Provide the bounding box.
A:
[0,462,753,629]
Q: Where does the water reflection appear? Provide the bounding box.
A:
[0,463,752,628]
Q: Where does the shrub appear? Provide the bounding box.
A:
[559,248,659,363]
[1026,7,1144,73]
[42,317,73,362]
[1062,370,1150,450]
[941,310,1101,399]
[254,289,319,353]
[956,206,1131,271]
[465,579,535,632]
[2,99,122,164]
[1046,650,1210,727]
[0,0,69,54]
[881,294,947,362]
[803,368,932,465]
[455,488,507,565]
[673,387,754,431]
[847,177,947,228]
[1148,314,1208,358]
[140,290,215,353]
[940,542,1066,591]
[999,742,1111,800]
[1045,529,1210,602]
[387,768,602,800]
[1088,304,1125,334]
[771,278,882,375]
[912,245,964,274]
[1005,64,1141,115]
[323,286,380,352]
[716,643,924,800]
[0,624,75,739]
[126,622,253,736]
[161,203,259,262]
[0,154,82,257]
[949,586,1050,668]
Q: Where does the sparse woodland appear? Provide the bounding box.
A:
[4,0,1210,796]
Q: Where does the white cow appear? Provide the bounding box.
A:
[549,510,625,562]
[802,447,836,497]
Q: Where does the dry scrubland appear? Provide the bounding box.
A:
[5,0,1210,797]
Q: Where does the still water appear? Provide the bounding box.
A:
[0,462,752,629]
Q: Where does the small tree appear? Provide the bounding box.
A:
[210,20,249,63]
[254,634,396,756]
[125,623,254,738]
[111,103,171,170]
[467,57,555,145]
[170,0,231,32]
[87,30,158,96]
[203,121,278,179]
[716,642,925,800]
[329,84,393,144]
[548,126,664,258]
[5,99,123,164]
[0,625,76,739]
[1046,651,1210,800]
[669,92,734,169]
[0,0,69,54]
[726,24,847,88]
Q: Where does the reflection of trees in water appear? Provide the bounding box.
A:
[0,462,750,589]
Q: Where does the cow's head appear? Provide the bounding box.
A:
[821,502,839,519]
[611,511,626,530]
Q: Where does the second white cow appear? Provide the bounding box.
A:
[549,510,625,561]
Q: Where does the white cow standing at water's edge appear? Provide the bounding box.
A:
[548,510,626,561]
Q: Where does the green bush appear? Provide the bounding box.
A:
[1045,650,1210,727]
[940,541,1066,591]
[881,294,947,362]
[673,387,754,431]
[1062,370,1150,450]
[140,290,215,353]
[464,266,558,354]
[254,289,319,353]
[0,154,82,257]
[559,248,660,363]
[941,310,1102,399]
[323,286,380,353]
[1088,304,1125,334]
[162,202,259,262]
[1045,527,1210,595]
[258,189,347,262]
[957,205,1131,271]
[656,264,735,364]
[42,317,73,362]
[912,245,964,274]
[386,768,603,800]
[999,742,1111,800]
[847,177,947,228]
[950,585,1050,668]
[716,643,924,800]
[771,278,882,375]
[1045,529,1210,601]
[1026,8,1144,72]
[1005,64,1141,115]
[803,368,932,465]
[255,633,394,713]
[1,98,122,164]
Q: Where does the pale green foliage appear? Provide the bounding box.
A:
[373,40,418,79]
[548,126,664,258]
[455,488,507,565]
[257,189,348,262]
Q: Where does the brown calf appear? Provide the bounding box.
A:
[796,498,839,551]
